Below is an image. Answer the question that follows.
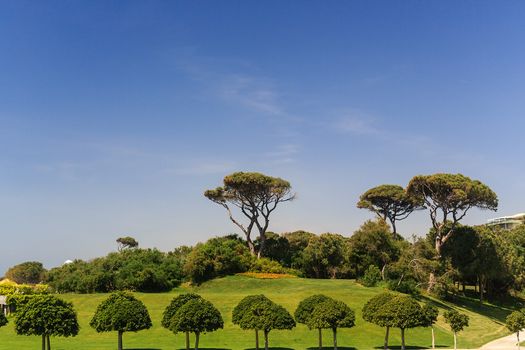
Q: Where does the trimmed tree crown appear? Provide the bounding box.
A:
[90,291,152,333]
[376,295,425,330]
[232,294,273,328]
[421,304,439,326]
[306,299,355,330]
[232,294,295,332]
[362,292,395,325]
[506,311,525,333]
[14,295,79,337]
[294,294,332,325]
[162,293,203,329]
[170,298,224,334]
[444,310,469,333]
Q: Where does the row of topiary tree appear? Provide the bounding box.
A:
[0,291,478,350]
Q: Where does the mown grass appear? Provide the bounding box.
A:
[0,276,515,349]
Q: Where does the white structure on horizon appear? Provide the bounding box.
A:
[487,213,525,230]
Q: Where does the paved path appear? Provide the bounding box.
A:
[478,331,520,350]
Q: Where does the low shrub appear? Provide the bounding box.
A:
[360,265,382,287]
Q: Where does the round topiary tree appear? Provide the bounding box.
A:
[421,304,439,349]
[294,294,332,350]
[376,295,425,350]
[232,294,295,350]
[14,295,79,350]
[443,310,469,350]
[233,295,274,350]
[162,293,203,350]
[170,298,224,350]
[260,303,296,350]
[506,310,525,350]
[306,299,355,350]
[90,291,152,350]
[362,292,395,350]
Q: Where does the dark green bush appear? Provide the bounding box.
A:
[360,265,382,287]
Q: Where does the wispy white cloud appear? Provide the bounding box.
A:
[331,110,382,135]
[217,74,283,115]
[173,53,286,117]
[263,144,300,165]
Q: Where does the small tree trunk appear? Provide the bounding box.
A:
[118,330,123,350]
[318,328,323,350]
[384,326,390,350]
[257,234,267,259]
[428,272,437,292]
[42,334,46,350]
[517,331,520,350]
[453,332,457,350]
[195,332,200,350]
[47,334,51,350]
[255,329,259,350]
[401,328,405,350]
[247,237,256,256]
[264,330,269,350]
[333,328,338,350]
[186,332,190,350]
[431,326,435,349]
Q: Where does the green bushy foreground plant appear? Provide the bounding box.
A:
[90,291,152,350]
[14,295,79,350]
[162,293,223,350]
[360,265,382,287]
[232,294,295,350]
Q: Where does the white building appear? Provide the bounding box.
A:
[487,213,525,230]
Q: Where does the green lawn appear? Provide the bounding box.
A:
[0,276,514,349]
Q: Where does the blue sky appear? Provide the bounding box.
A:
[1,1,524,273]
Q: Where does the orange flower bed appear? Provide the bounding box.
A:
[237,272,297,279]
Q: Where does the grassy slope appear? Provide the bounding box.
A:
[0,276,513,350]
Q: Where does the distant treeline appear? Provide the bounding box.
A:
[6,218,525,300]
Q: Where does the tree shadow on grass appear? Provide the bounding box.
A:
[306,346,357,350]
[416,293,515,324]
[306,347,357,350]
[245,348,295,350]
[373,346,448,349]
[176,348,231,350]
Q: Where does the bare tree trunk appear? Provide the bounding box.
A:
[389,217,397,237]
[333,328,338,350]
[257,234,266,259]
[42,334,46,350]
[431,326,435,349]
[195,332,200,350]
[255,329,259,350]
[401,328,405,350]
[384,326,390,350]
[428,272,437,292]
[264,330,269,350]
[454,332,457,350]
[318,328,323,350]
[186,332,190,350]
[47,334,51,350]
[118,331,123,350]
[517,331,520,350]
